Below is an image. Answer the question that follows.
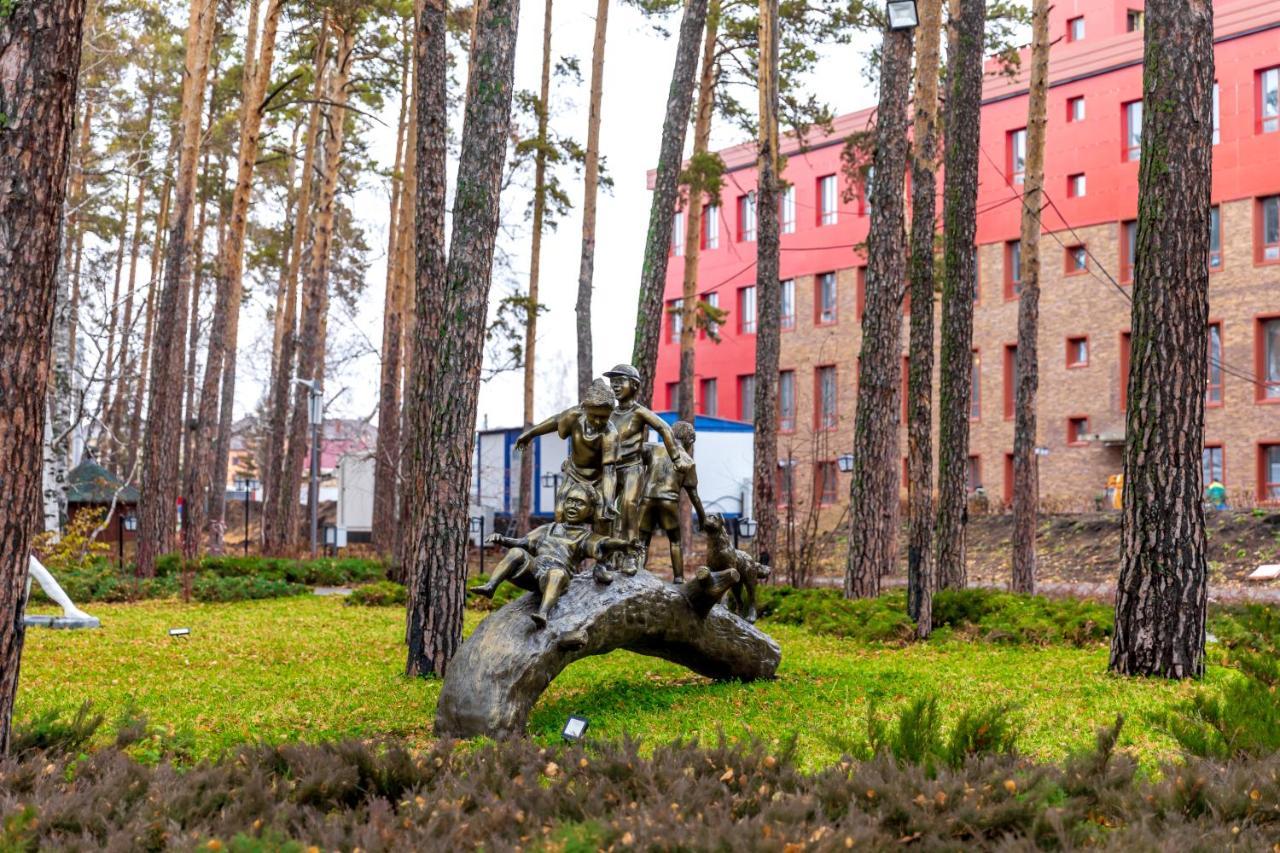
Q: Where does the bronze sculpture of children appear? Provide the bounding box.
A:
[639,420,706,583]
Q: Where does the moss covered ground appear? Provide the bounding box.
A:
[16,596,1219,769]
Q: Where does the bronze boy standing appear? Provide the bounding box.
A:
[639,421,706,583]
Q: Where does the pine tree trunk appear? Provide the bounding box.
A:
[263,22,329,554]
[372,39,412,559]
[188,0,283,557]
[391,117,419,580]
[127,170,173,476]
[405,0,519,678]
[97,177,132,441]
[282,23,356,554]
[933,0,986,591]
[1010,0,1050,596]
[905,0,943,635]
[751,0,780,567]
[845,21,913,599]
[135,0,217,577]
[575,0,609,399]
[0,0,89,754]
[516,0,554,535]
[1109,0,1213,680]
[630,0,710,403]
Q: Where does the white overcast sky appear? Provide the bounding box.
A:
[235,2,885,431]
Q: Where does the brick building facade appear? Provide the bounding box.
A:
[653,0,1280,513]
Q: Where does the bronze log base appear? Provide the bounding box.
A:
[434,568,781,740]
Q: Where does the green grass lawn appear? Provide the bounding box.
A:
[16,596,1218,769]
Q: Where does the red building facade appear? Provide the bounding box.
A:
[653,0,1280,510]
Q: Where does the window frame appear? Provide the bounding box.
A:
[1008,128,1027,185]
[738,285,757,335]
[966,455,983,496]
[668,298,683,343]
[1258,66,1279,134]
[699,376,718,417]
[1065,244,1089,276]
[666,381,681,411]
[1202,443,1225,489]
[855,266,867,320]
[1068,173,1086,198]
[1067,95,1086,122]
[1066,335,1090,369]
[1067,15,1085,42]
[815,460,838,506]
[737,374,756,422]
[1120,330,1132,411]
[778,369,796,432]
[815,272,838,326]
[671,210,685,256]
[1259,443,1280,503]
[737,192,757,242]
[814,364,838,432]
[817,174,838,226]
[1256,314,1280,403]
[1207,321,1224,407]
[1066,415,1091,447]
[781,185,796,234]
[1120,220,1137,282]
[1209,204,1222,270]
[1004,239,1022,300]
[970,349,982,421]
[780,278,796,330]
[1123,100,1143,161]
[702,202,720,250]
[1003,344,1017,420]
[1258,195,1280,264]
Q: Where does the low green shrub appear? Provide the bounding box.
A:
[152,554,386,585]
[190,574,309,603]
[344,580,407,607]
[4,715,1280,849]
[8,701,104,756]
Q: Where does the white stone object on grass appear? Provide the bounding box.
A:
[24,555,101,629]
[1247,564,1280,581]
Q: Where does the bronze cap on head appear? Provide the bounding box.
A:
[603,364,640,383]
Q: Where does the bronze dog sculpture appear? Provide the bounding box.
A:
[702,513,771,623]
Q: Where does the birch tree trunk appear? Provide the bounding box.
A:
[845,19,913,598]
[933,0,986,591]
[0,0,89,754]
[135,0,217,576]
[405,0,520,678]
[1109,0,1213,680]
[905,0,943,636]
[574,0,609,398]
[751,0,780,567]
[1010,0,1050,595]
[630,0,710,402]
[516,0,554,535]
[263,21,329,553]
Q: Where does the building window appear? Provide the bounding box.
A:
[967,456,982,495]
[737,192,756,242]
[1262,445,1280,501]
[1207,323,1223,406]
[855,267,866,320]
[778,370,796,431]
[1202,445,1224,487]
[738,285,757,334]
[1067,416,1090,446]
[862,166,875,215]
[780,279,795,330]
[817,174,838,225]
[815,365,837,431]
[1067,15,1085,42]
[970,350,981,420]
[1005,240,1022,299]
[699,377,717,416]
[1213,83,1220,145]
[1065,244,1088,275]
[1068,173,1086,198]
[702,291,719,339]
[1260,66,1279,134]
[1259,316,1280,400]
[671,211,685,256]
[1003,344,1017,420]
[781,185,796,234]
[666,382,680,410]
[777,465,794,507]
[1120,331,1132,411]
[668,298,682,343]
[703,203,719,250]
[738,374,755,422]
[1209,205,1222,269]
[1121,220,1137,282]
[1067,336,1089,368]
[1068,95,1085,122]
[1261,195,1280,262]
[1124,100,1143,161]
[816,272,837,325]
[1008,128,1027,185]
[815,461,838,505]
[1126,9,1144,32]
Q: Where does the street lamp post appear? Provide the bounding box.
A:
[540,471,562,519]
[294,379,323,558]
[470,516,485,576]
[235,476,260,556]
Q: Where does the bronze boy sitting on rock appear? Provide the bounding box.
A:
[469,482,635,628]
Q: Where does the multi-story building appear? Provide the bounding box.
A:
[653,0,1280,512]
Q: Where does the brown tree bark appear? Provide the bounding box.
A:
[135,0,217,577]
[630,0,710,403]
[188,0,283,557]
[97,177,132,443]
[750,0,780,566]
[1010,0,1050,596]
[1109,0,1213,680]
[677,0,720,427]
[405,0,519,678]
[0,0,89,753]
[281,22,356,554]
[906,0,943,635]
[127,169,173,476]
[372,37,412,559]
[574,0,609,399]
[263,21,329,554]
[932,0,986,591]
[516,0,554,535]
[845,20,912,599]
